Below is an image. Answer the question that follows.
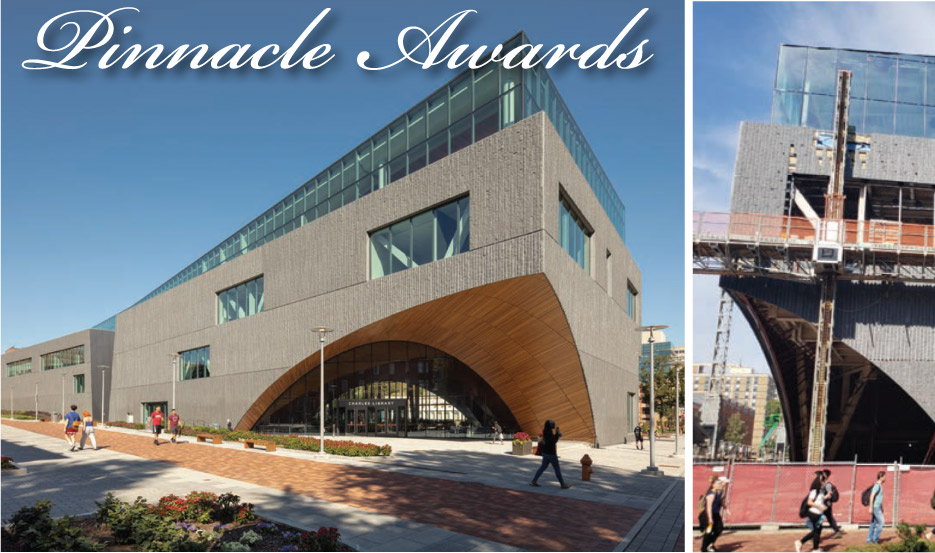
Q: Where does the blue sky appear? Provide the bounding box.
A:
[692,2,935,371]
[1,0,685,349]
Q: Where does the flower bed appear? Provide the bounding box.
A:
[1,456,15,470]
[226,431,391,457]
[102,422,391,457]
[2,492,352,552]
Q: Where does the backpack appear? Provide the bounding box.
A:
[861,485,874,506]
[827,483,839,503]
[799,492,812,518]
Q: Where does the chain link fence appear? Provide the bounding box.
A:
[693,461,935,527]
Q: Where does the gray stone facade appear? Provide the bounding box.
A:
[1,329,114,421]
[6,113,641,446]
[724,121,935,459]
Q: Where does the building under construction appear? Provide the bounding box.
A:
[695,45,935,464]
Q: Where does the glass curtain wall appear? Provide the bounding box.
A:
[218,276,264,324]
[255,341,519,439]
[370,196,469,278]
[558,194,591,273]
[6,358,32,377]
[110,32,628,318]
[772,45,935,138]
[41,345,85,371]
[74,374,85,394]
[179,346,210,381]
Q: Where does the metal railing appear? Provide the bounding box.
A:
[694,212,935,252]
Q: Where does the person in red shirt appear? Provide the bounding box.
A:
[168,408,182,444]
[149,407,165,445]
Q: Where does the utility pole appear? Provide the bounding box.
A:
[807,70,851,464]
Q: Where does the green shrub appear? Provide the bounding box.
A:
[7,500,101,551]
[221,542,251,552]
[844,523,935,552]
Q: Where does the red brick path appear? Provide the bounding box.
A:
[691,527,901,551]
[3,421,643,551]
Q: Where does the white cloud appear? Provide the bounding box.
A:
[778,3,935,56]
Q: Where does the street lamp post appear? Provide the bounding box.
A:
[9,385,13,420]
[675,362,680,456]
[35,382,39,421]
[170,355,178,410]
[312,327,334,457]
[61,374,65,420]
[636,324,668,476]
[99,365,109,425]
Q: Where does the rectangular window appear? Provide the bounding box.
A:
[558,192,592,273]
[41,345,85,371]
[74,374,85,394]
[369,196,469,279]
[218,276,264,324]
[179,346,210,381]
[6,358,32,377]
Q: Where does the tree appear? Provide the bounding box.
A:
[765,398,781,420]
[723,412,747,445]
[639,353,685,429]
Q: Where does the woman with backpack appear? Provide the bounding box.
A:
[699,476,727,552]
[795,474,828,552]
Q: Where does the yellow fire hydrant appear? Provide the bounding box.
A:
[580,454,594,481]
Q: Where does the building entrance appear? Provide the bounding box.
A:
[255,341,519,440]
[339,399,406,437]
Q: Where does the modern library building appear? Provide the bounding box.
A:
[2,33,643,446]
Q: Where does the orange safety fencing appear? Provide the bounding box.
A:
[694,212,935,250]
[693,462,935,527]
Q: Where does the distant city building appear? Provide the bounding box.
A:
[693,363,777,447]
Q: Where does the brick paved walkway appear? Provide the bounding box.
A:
[622,479,684,552]
[3,421,643,551]
[691,527,901,551]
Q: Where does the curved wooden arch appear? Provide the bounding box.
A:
[237,273,595,441]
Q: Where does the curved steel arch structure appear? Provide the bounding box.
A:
[237,274,597,442]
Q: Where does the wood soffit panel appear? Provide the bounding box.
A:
[237,274,596,441]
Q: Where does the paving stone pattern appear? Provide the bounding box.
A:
[2,421,643,551]
[623,480,685,552]
[0,425,516,552]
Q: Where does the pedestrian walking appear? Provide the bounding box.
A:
[530,420,572,489]
[492,420,503,444]
[78,410,97,450]
[927,489,934,542]
[821,469,843,537]
[867,471,886,544]
[149,406,165,445]
[634,424,644,450]
[168,408,182,444]
[795,474,828,552]
[63,405,81,451]
[226,418,233,431]
[700,477,728,552]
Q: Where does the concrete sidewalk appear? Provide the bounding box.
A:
[99,423,682,511]
[1,424,516,552]
[3,421,680,551]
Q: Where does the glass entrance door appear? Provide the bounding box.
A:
[142,402,168,430]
